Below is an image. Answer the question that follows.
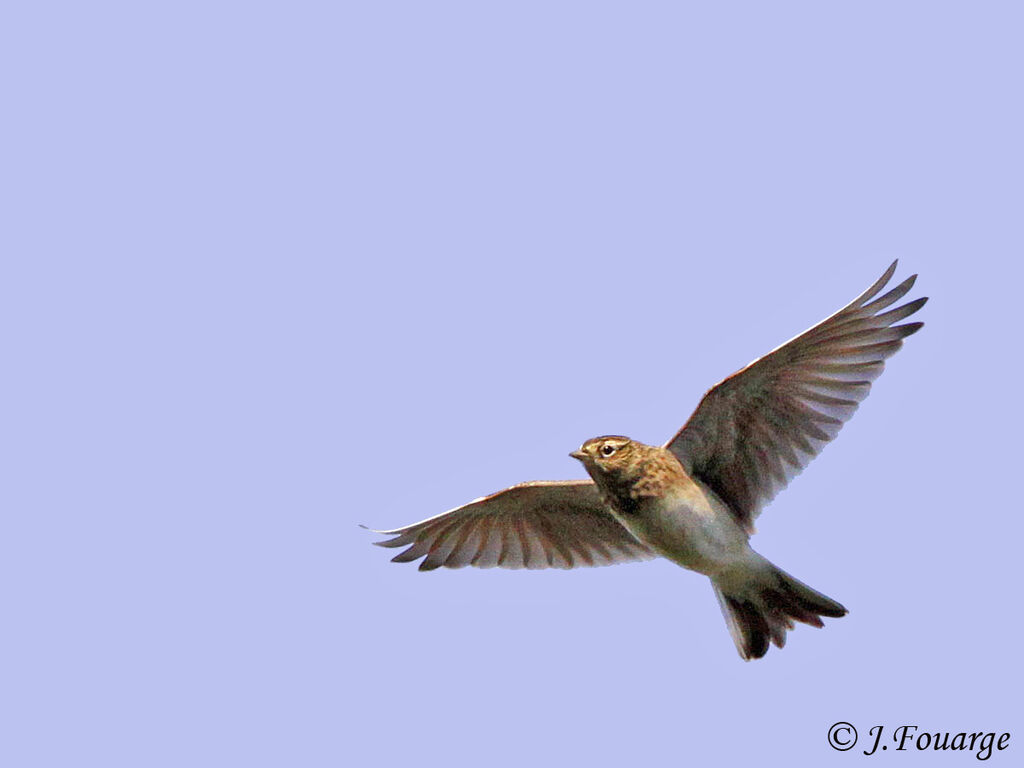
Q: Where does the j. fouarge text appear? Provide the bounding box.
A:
[863,725,1010,759]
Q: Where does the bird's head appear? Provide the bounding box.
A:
[570,435,635,470]
[570,436,647,496]
[571,436,681,514]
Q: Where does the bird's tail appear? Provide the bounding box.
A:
[711,556,847,660]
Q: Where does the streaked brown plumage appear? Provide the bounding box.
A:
[367,262,925,659]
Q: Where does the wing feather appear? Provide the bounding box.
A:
[368,480,656,570]
[666,261,926,533]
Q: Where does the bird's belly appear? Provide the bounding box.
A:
[621,495,750,577]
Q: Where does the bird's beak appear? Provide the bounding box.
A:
[570,450,587,461]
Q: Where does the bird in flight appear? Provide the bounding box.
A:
[367,262,925,660]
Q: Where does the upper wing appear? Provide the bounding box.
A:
[665,261,926,534]
[368,480,657,571]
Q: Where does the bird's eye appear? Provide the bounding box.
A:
[600,444,617,457]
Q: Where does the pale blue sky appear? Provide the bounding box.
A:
[3,2,1022,766]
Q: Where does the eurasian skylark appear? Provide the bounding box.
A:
[368,262,925,659]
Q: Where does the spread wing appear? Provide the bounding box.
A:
[367,480,656,571]
[665,261,926,534]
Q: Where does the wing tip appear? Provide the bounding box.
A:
[876,259,899,286]
[362,522,405,535]
[361,523,396,547]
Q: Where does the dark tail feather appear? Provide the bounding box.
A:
[713,560,847,660]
